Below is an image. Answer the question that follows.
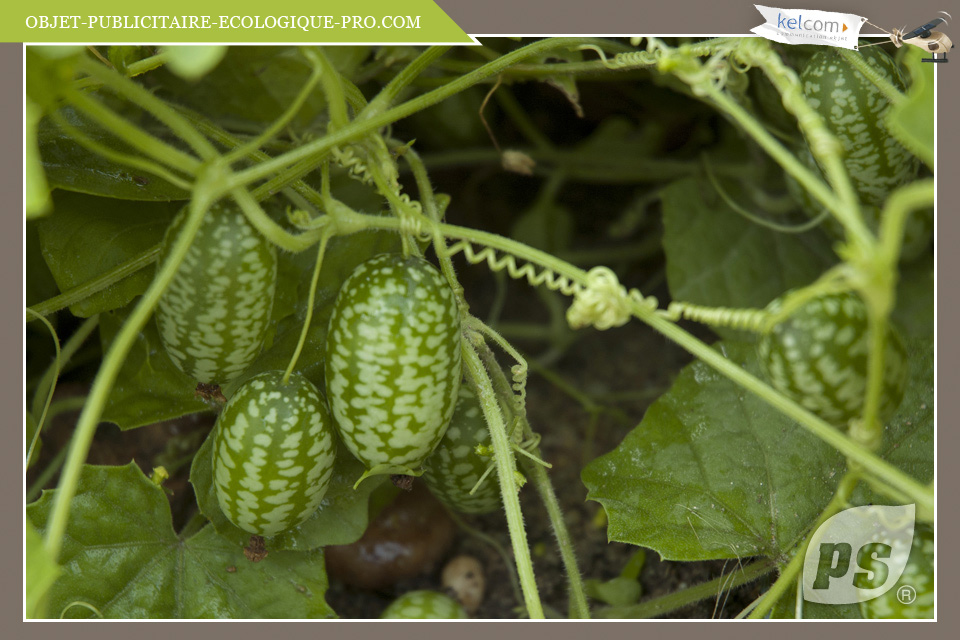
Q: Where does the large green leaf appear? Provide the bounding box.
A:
[27,463,335,619]
[887,48,934,170]
[25,520,60,619]
[151,46,369,132]
[37,191,179,317]
[38,107,192,201]
[582,341,846,562]
[191,429,389,551]
[100,307,209,430]
[662,176,836,338]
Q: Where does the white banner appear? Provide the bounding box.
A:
[752,5,866,49]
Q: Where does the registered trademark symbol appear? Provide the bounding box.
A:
[897,585,917,605]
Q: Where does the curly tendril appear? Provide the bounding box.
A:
[660,301,769,332]
[566,267,657,331]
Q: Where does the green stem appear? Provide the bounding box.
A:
[596,559,775,618]
[42,195,213,562]
[748,473,858,618]
[30,315,99,422]
[282,233,331,384]
[707,87,870,246]
[27,441,69,503]
[360,46,451,119]
[63,88,201,174]
[227,38,620,190]
[838,49,906,107]
[521,455,590,618]
[462,337,544,619]
[26,245,161,322]
[77,58,219,161]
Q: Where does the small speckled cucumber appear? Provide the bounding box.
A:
[213,371,335,537]
[422,386,500,514]
[156,201,277,384]
[800,48,918,207]
[381,590,468,619]
[860,523,934,619]
[758,292,908,426]
[325,254,462,478]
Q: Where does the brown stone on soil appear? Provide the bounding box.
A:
[244,535,268,562]
[325,482,456,590]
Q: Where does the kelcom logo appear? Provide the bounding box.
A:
[802,505,915,605]
[776,12,849,33]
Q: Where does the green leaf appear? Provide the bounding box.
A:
[25,520,60,619]
[853,338,933,506]
[582,341,846,562]
[37,191,178,317]
[662,176,836,338]
[99,306,210,430]
[26,98,52,218]
[27,463,335,618]
[584,576,642,607]
[892,255,933,339]
[38,107,192,201]
[26,221,60,309]
[887,48,934,170]
[191,428,388,551]
[163,46,228,82]
[152,46,369,132]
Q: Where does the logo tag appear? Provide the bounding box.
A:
[802,505,916,605]
[752,5,866,49]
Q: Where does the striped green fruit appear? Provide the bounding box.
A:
[861,523,934,619]
[381,590,468,619]
[213,371,336,537]
[785,146,932,262]
[758,292,907,426]
[800,48,918,207]
[325,254,462,480]
[423,386,500,514]
[156,201,277,384]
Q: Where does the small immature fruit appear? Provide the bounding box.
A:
[800,48,918,207]
[156,200,277,384]
[325,253,462,476]
[758,292,908,425]
[422,386,500,514]
[213,371,335,537]
[860,522,934,619]
[380,590,468,619]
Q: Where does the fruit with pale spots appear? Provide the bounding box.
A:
[156,201,277,384]
[758,292,907,425]
[212,371,335,537]
[324,254,462,478]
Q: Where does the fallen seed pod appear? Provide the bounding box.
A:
[441,555,485,614]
